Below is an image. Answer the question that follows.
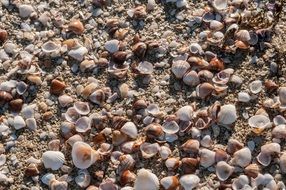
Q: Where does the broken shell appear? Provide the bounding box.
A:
[146,104,161,116]
[162,121,179,134]
[236,30,251,42]
[75,117,91,133]
[159,146,172,160]
[216,161,234,181]
[183,70,200,86]
[58,95,73,107]
[42,41,61,54]
[176,106,194,121]
[244,163,260,178]
[121,122,138,139]
[238,92,250,103]
[165,157,180,171]
[209,20,224,31]
[134,169,159,190]
[181,157,199,174]
[181,139,200,154]
[231,147,252,167]
[160,176,179,190]
[196,82,214,99]
[72,141,98,169]
[189,43,203,54]
[75,170,91,188]
[249,80,263,94]
[248,115,271,134]
[217,104,237,125]
[74,101,90,115]
[179,174,200,190]
[257,143,280,166]
[200,148,216,168]
[50,79,66,95]
[42,151,65,170]
[140,143,160,158]
[68,20,85,35]
[65,107,81,123]
[171,60,190,79]
[136,61,154,75]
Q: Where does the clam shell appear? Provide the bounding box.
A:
[171,60,190,79]
[257,143,280,166]
[216,161,234,181]
[121,122,138,139]
[41,173,56,185]
[236,30,251,42]
[134,169,159,190]
[200,148,216,168]
[183,70,200,86]
[209,20,224,31]
[196,82,214,99]
[42,41,60,54]
[89,89,105,105]
[58,95,73,107]
[74,101,90,115]
[189,43,203,54]
[181,139,200,154]
[42,151,65,170]
[75,170,91,188]
[160,176,179,190]
[179,174,200,190]
[176,106,193,121]
[232,175,250,190]
[249,80,262,94]
[248,115,271,134]
[238,92,250,103]
[181,157,199,174]
[72,141,98,169]
[146,104,161,116]
[159,146,172,160]
[217,104,237,125]
[165,157,180,171]
[65,107,81,123]
[140,143,160,158]
[231,147,252,167]
[272,125,286,139]
[162,121,179,134]
[75,117,91,133]
[137,61,154,75]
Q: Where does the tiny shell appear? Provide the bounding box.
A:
[171,60,190,79]
[65,107,81,123]
[89,89,105,105]
[16,81,28,95]
[249,80,262,94]
[42,41,60,54]
[160,176,179,190]
[257,143,280,166]
[179,174,200,190]
[68,46,88,61]
[136,61,154,75]
[9,99,23,112]
[42,151,65,170]
[74,101,90,115]
[244,163,260,178]
[145,123,164,139]
[217,104,237,125]
[273,115,286,126]
[121,122,138,139]
[105,39,119,53]
[181,157,199,174]
[58,95,73,107]
[162,121,179,134]
[132,42,147,58]
[216,161,234,181]
[75,117,91,133]
[236,30,251,42]
[238,92,250,103]
[68,20,85,35]
[183,70,200,86]
[134,169,159,190]
[75,170,91,188]
[200,148,216,168]
[231,147,252,167]
[176,106,194,121]
[272,125,286,139]
[50,79,66,95]
[120,170,136,185]
[248,115,271,134]
[181,139,200,154]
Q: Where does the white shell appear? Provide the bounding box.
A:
[272,124,286,139]
[273,115,286,126]
[162,121,179,134]
[257,143,280,166]
[159,146,172,160]
[232,175,250,190]
[278,87,286,107]
[120,122,138,139]
[176,106,194,121]
[42,151,65,170]
[75,170,91,188]
[231,147,252,167]
[216,161,234,181]
[238,92,251,103]
[146,104,161,116]
[75,116,91,133]
[171,60,190,79]
[58,95,73,107]
[26,118,37,131]
[137,61,154,75]
[249,80,262,94]
[105,39,119,53]
[72,141,97,169]
[140,143,160,159]
[200,148,216,168]
[160,176,178,190]
[236,30,251,42]
[279,152,286,173]
[41,173,56,185]
[16,81,28,95]
[13,115,26,130]
[74,101,90,115]
[42,41,60,54]
[65,107,81,123]
[248,115,271,132]
[134,169,159,190]
[68,46,88,61]
[179,174,200,190]
[217,104,237,125]
[183,70,200,86]
[213,0,228,10]
[209,20,224,31]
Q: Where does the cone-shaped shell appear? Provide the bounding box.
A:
[72,142,98,169]
[134,169,159,190]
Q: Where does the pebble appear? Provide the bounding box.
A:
[13,116,26,130]
[18,4,34,18]
[68,46,88,61]
[105,39,119,53]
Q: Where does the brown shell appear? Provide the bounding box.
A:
[0,29,8,43]
[68,20,85,35]
[181,157,200,174]
[50,79,66,95]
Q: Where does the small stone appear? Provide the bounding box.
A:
[68,46,88,61]
[13,116,26,130]
[26,118,37,131]
[105,39,119,53]
[19,4,34,18]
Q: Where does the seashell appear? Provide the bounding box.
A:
[181,157,199,174]
[48,139,60,151]
[217,104,237,125]
[189,43,203,54]
[209,20,224,31]
[165,133,178,142]
[82,83,98,98]
[134,169,159,190]
[0,29,8,43]
[209,57,224,71]
[120,170,136,185]
[105,39,119,53]
[198,70,214,82]
[202,12,215,23]
[160,176,179,190]
[16,81,28,95]
[176,106,194,121]
[272,125,286,139]
[230,147,251,167]
[121,141,136,154]
[65,107,81,123]
[127,6,147,19]
[62,39,77,49]
[41,173,56,185]
[58,95,73,107]
[112,130,128,146]
[278,87,286,108]
[107,63,129,79]
[200,148,216,168]
[183,70,200,86]
[159,146,172,160]
[248,115,271,134]
[72,141,99,169]
[112,51,127,64]
[196,82,214,99]
[279,152,286,174]
[18,4,34,18]
[208,32,225,45]
[75,117,91,133]
[67,134,83,147]
[68,46,88,61]
[200,135,212,148]
[238,92,250,103]
[248,31,258,45]
[249,80,262,94]
[50,79,66,95]
[68,20,85,35]
[179,174,200,190]
[80,60,95,72]
[75,170,91,188]
[50,180,68,190]
[251,173,277,189]
[42,151,65,170]
[121,122,138,139]
[274,115,286,127]
[0,91,13,102]
[89,89,105,105]
[257,143,280,166]
[165,157,180,171]
[213,0,228,10]
[13,115,26,130]
[119,83,129,98]
[26,118,37,131]
[171,60,190,79]
[119,154,135,172]
[181,139,200,154]
[136,61,154,75]
[74,101,90,115]
[42,41,61,55]
[235,40,249,49]
[244,163,260,178]
[25,163,40,176]
[146,104,161,116]
[235,30,250,43]
[227,139,244,155]
[215,149,228,162]
[9,99,23,112]
[27,74,42,85]
[264,80,278,92]
[216,161,234,181]
[132,42,147,58]
[140,143,160,158]
[162,121,179,134]
[232,175,250,190]
[60,122,75,139]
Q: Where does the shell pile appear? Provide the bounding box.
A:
[0,0,285,189]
